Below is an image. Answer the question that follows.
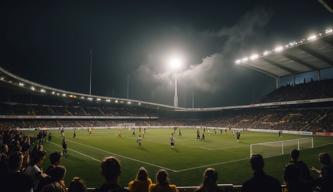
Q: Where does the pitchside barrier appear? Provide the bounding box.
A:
[85,185,288,192]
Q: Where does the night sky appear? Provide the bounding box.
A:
[0,0,332,107]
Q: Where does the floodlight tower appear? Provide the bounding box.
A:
[168,56,182,107]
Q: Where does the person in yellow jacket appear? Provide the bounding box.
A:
[128,167,152,192]
[149,169,178,192]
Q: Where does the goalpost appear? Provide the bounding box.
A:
[250,137,314,157]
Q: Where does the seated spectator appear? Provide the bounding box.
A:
[41,166,67,192]
[196,168,221,192]
[4,152,34,192]
[68,177,87,192]
[312,153,333,192]
[128,167,152,192]
[149,169,178,192]
[241,154,281,192]
[284,164,312,192]
[45,152,62,175]
[94,156,128,192]
[24,150,47,191]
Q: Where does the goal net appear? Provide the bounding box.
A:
[250,137,314,157]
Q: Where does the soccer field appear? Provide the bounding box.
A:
[35,128,333,188]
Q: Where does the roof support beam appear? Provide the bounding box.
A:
[283,53,319,71]
[299,45,333,67]
[321,37,333,47]
[241,63,279,79]
[262,58,297,74]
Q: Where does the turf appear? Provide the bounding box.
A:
[31,128,333,188]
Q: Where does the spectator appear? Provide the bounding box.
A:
[24,150,47,191]
[68,177,87,192]
[284,164,311,192]
[4,151,34,192]
[41,166,67,192]
[128,167,152,192]
[196,168,221,192]
[288,149,312,184]
[45,152,62,175]
[241,154,281,192]
[94,156,128,192]
[312,153,333,192]
[149,169,178,192]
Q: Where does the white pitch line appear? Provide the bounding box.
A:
[174,157,249,172]
[66,139,177,172]
[49,142,101,163]
[176,142,333,172]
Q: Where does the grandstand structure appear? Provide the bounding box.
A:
[1,26,333,135]
[1,27,333,192]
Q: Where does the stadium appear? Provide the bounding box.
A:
[1,1,333,192]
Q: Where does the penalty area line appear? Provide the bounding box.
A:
[49,142,101,163]
[66,139,177,172]
[174,157,249,173]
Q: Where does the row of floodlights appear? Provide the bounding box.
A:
[0,76,141,106]
[235,27,333,65]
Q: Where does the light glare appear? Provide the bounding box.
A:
[274,46,284,53]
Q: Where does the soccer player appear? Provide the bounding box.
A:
[73,129,77,139]
[88,127,92,135]
[178,128,182,136]
[132,128,136,136]
[278,130,282,137]
[48,132,52,142]
[62,139,68,156]
[60,127,65,137]
[118,129,122,138]
[170,134,175,148]
[236,131,241,142]
[137,135,143,147]
[201,132,205,141]
[197,129,200,140]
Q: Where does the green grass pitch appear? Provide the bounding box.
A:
[32,128,333,188]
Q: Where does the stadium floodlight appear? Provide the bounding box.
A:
[51,91,55,95]
[241,57,249,62]
[307,34,317,41]
[30,86,35,91]
[127,101,131,104]
[62,93,66,97]
[274,46,284,53]
[115,100,118,103]
[0,77,4,80]
[40,89,46,93]
[19,82,25,87]
[250,54,259,61]
[56,93,60,96]
[80,96,85,99]
[138,102,141,106]
[325,28,333,34]
[87,97,93,101]
[235,59,242,65]
[168,56,183,72]
[263,50,272,56]
[96,98,101,101]
[106,99,111,102]
[167,55,184,107]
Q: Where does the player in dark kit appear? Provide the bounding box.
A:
[73,130,76,138]
[201,132,205,140]
[236,131,241,142]
[48,132,52,142]
[197,129,200,139]
[278,130,282,137]
[170,134,175,148]
[62,139,68,156]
